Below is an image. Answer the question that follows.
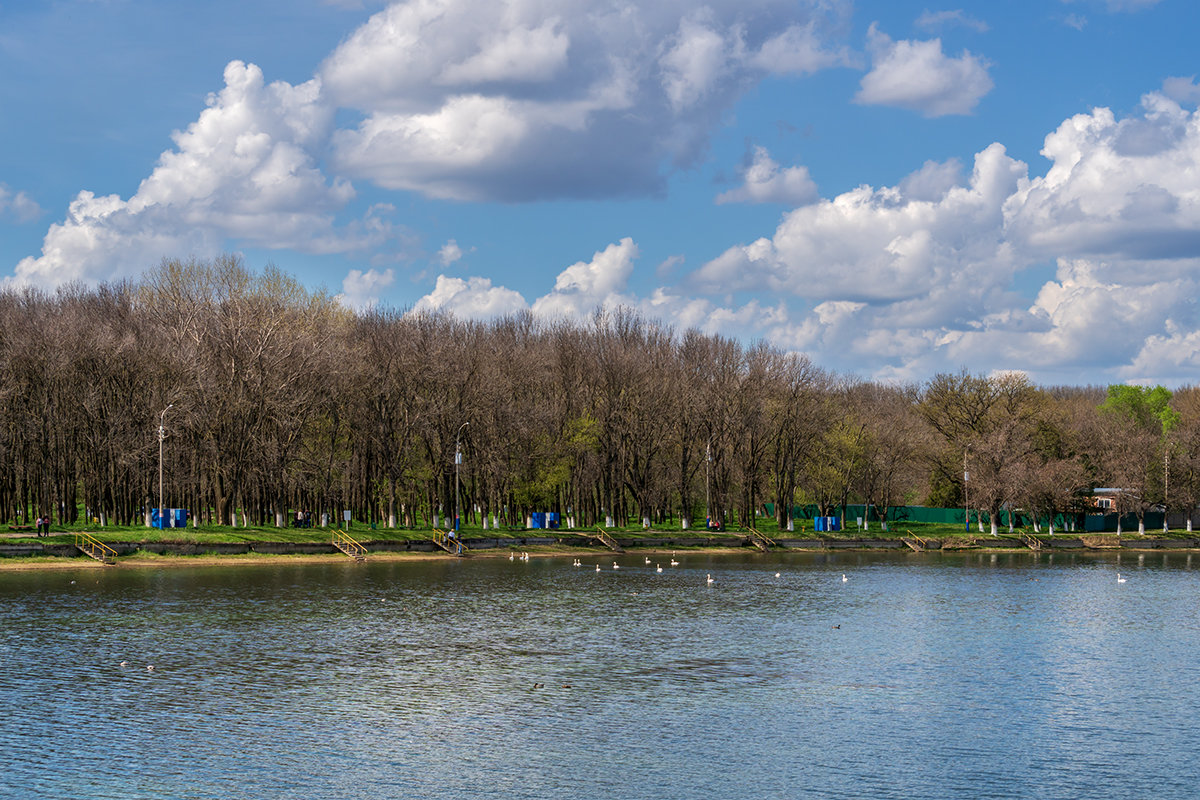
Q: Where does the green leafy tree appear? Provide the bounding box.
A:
[1099,384,1178,534]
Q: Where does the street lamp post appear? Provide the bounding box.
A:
[158,404,174,529]
[1164,449,1170,534]
[963,449,970,533]
[455,422,469,533]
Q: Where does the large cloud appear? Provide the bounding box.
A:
[9,62,385,289]
[694,143,1024,309]
[690,90,1200,382]
[323,0,853,201]
[420,90,1200,385]
[1007,92,1200,265]
[9,0,854,290]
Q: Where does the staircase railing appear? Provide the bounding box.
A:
[747,527,776,552]
[594,527,624,553]
[74,532,117,566]
[432,529,469,556]
[333,529,367,562]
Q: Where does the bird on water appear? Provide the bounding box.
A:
[1118,573,1127,583]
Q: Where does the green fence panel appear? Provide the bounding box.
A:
[1084,512,1164,532]
[762,504,1096,530]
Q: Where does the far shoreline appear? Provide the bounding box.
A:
[2,531,1197,572]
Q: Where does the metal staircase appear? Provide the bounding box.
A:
[747,527,777,552]
[432,529,469,556]
[333,529,367,562]
[74,532,117,566]
[594,527,624,553]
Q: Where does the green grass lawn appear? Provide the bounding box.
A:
[8,516,1192,548]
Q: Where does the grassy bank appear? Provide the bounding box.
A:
[6,517,1197,546]
[4,519,1196,571]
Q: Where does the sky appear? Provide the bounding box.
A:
[3,0,1200,386]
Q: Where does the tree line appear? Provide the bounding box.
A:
[3,256,1199,535]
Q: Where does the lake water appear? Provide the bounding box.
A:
[2,549,1198,799]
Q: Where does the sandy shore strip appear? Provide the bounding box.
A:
[0,545,748,572]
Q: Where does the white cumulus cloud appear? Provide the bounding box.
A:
[438,239,464,266]
[10,61,386,289]
[323,0,853,201]
[855,24,993,117]
[1007,92,1200,263]
[716,146,819,206]
[531,237,639,321]
[338,266,396,310]
[1161,76,1200,106]
[411,274,528,319]
[687,90,1200,383]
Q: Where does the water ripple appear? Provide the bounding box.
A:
[3,552,1200,799]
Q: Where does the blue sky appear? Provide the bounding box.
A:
[4,0,1200,385]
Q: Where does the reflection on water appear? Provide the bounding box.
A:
[2,550,1199,799]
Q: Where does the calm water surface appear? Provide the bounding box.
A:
[2,550,1198,799]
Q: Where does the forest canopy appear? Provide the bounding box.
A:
[4,256,1199,533]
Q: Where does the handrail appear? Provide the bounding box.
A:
[594,527,624,553]
[74,532,117,565]
[332,529,367,561]
[432,529,469,556]
[747,527,776,551]
[1018,532,1043,551]
[900,530,928,552]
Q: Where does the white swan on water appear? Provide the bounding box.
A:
[656,564,663,573]
[706,574,714,585]
[842,574,848,582]
[1118,573,1127,583]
